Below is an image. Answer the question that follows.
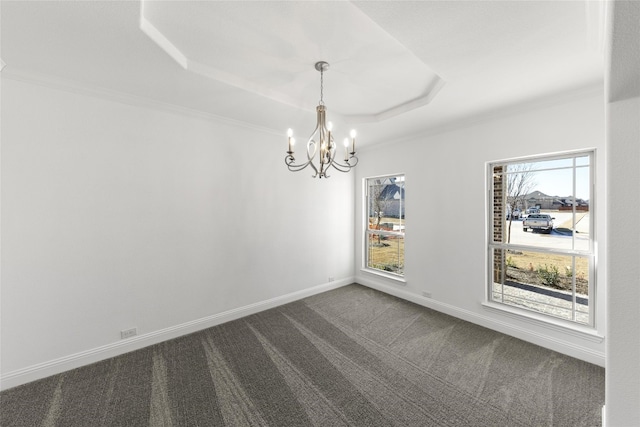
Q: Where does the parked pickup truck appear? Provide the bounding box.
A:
[523,214,554,233]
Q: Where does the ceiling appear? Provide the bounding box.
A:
[1,1,605,147]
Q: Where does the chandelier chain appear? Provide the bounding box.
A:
[319,68,324,106]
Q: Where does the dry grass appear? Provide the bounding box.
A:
[507,250,588,277]
[367,237,405,271]
[367,217,404,273]
[506,250,589,294]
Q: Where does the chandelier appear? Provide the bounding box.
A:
[285,61,358,178]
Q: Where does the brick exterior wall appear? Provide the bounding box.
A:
[492,166,504,284]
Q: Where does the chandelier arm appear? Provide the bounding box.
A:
[329,140,358,167]
[284,125,322,174]
[307,127,319,159]
[326,142,359,172]
[285,134,316,173]
[307,118,326,177]
[322,139,331,179]
[308,155,320,178]
[285,155,313,172]
[328,157,357,173]
[307,135,320,177]
[313,142,333,178]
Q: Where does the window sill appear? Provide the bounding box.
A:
[482,301,604,343]
[360,268,406,284]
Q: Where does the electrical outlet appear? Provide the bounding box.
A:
[328,277,335,282]
[121,328,137,339]
[422,291,432,298]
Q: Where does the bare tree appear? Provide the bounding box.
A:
[370,179,391,245]
[506,163,537,243]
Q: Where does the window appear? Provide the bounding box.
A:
[488,152,594,326]
[365,175,405,277]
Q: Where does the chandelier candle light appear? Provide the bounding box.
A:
[285,61,358,178]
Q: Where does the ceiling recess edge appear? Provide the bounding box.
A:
[138,0,445,123]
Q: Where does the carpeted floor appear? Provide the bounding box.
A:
[0,284,605,426]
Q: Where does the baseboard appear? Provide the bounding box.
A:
[0,278,353,391]
[357,277,606,367]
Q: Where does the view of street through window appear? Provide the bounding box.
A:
[490,152,594,325]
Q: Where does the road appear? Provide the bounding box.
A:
[505,212,590,251]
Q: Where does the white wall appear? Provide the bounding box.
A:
[355,91,607,365]
[605,95,640,426]
[605,1,640,424]
[0,78,355,388]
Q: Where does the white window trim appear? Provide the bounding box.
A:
[360,267,407,283]
[486,150,597,328]
[481,301,604,343]
[364,173,405,279]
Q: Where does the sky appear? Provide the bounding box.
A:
[530,168,590,200]
[507,156,590,200]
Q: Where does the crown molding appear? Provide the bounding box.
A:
[138,4,188,69]
[1,68,283,137]
[346,77,446,124]
[360,82,604,152]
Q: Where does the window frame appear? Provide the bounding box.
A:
[487,150,596,327]
[363,174,406,280]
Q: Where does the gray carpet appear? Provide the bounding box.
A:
[0,284,605,426]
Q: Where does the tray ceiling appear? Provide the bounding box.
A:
[140,1,444,122]
[0,1,605,146]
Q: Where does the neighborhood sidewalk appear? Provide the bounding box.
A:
[575,213,590,234]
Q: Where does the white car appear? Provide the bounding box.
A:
[523,214,554,233]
